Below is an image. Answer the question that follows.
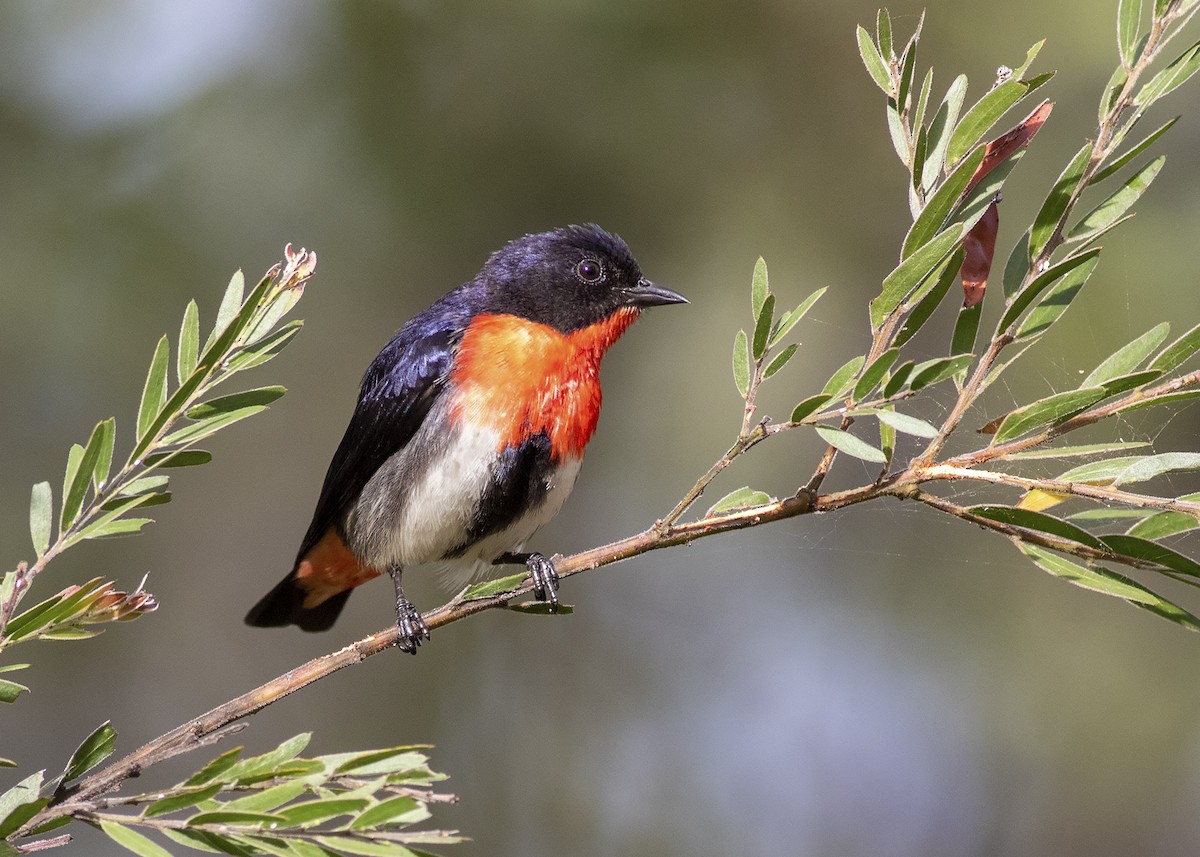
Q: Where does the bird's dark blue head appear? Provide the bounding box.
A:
[476,224,686,333]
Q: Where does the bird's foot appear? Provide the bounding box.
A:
[494,552,560,611]
[394,594,430,655]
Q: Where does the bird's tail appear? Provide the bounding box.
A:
[244,571,352,632]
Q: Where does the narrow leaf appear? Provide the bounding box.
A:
[462,573,527,601]
[752,294,775,360]
[732,330,750,398]
[1119,0,1143,67]
[1089,116,1178,185]
[62,722,117,782]
[146,785,224,818]
[0,678,30,704]
[1128,511,1199,539]
[163,407,270,447]
[946,78,1028,166]
[208,270,246,351]
[184,748,243,787]
[872,409,939,437]
[101,821,175,857]
[894,249,961,347]
[60,423,108,533]
[349,795,424,831]
[1082,322,1170,387]
[179,299,200,384]
[921,75,968,193]
[30,482,52,558]
[1058,452,1200,486]
[707,487,773,517]
[970,505,1107,549]
[143,450,214,468]
[856,25,894,94]
[1136,39,1200,105]
[904,146,986,258]
[871,224,966,328]
[763,343,798,379]
[137,335,171,442]
[769,287,826,348]
[1029,143,1094,259]
[822,355,867,399]
[274,798,369,828]
[1002,229,1032,298]
[1001,441,1150,460]
[791,394,831,423]
[1000,248,1102,334]
[1068,156,1165,244]
[854,349,900,400]
[908,354,974,390]
[992,387,1108,443]
[882,360,916,398]
[223,320,304,373]
[0,772,45,838]
[1150,320,1200,372]
[1101,534,1200,576]
[750,257,769,321]
[876,8,893,59]
[814,426,887,463]
[186,386,286,420]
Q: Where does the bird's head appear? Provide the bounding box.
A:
[477,224,686,333]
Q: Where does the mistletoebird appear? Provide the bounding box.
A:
[246,225,686,652]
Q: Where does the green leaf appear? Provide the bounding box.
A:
[1120,390,1200,412]
[62,722,117,782]
[161,828,255,856]
[208,271,247,352]
[143,449,214,468]
[946,78,1028,166]
[184,748,244,787]
[1082,322,1170,387]
[871,224,966,328]
[102,820,175,857]
[882,361,916,398]
[1068,156,1165,244]
[791,394,831,423]
[163,407,271,447]
[274,798,369,828]
[822,355,867,399]
[224,321,305,374]
[0,772,45,838]
[179,299,201,385]
[871,408,939,437]
[1019,545,1200,631]
[29,481,52,558]
[60,421,110,533]
[1136,38,1200,105]
[91,417,117,492]
[921,74,968,193]
[706,487,772,517]
[223,734,311,784]
[768,287,827,348]
[223,782,309,813]
[349,796,424,831]
[188,810,289,828]
[1119,0,1143,67]
[187,386,287,420]
[315,837,422,856]
[1029,143,1093,259]
[913,67,934,138]
[146,785,224,818]
[752,294,775,360]
[462,573,527,600]
[896,33,918,109]
[886,98,911,164]
[992,388,1108,443]
[1090,117,1178,185]
[894,249,961,347]
[1150,320,1200,372]
[1000,248,1102,335]
[904,147,986,258]
[80,518,154,540]
[876,8,893,59]
[1000,441,1150,460]
[1101,534,1200,576]
[1002,230,1032,298]
[137,335,171,442]
[856,25,893,95]
[1097,369,1164,396]
[814,426,887,463]
[763,344,798,379]
[970,505,1107,549]
[908,354,974,391]
[1058,452,1200,486]
[854,349,900,401]
[1128,510,1199,539]
[0,678,30,704]
[951,303,982,356]
[750,256,769,321]
[732,330,750,398]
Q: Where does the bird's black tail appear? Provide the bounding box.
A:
[244,572,352,633]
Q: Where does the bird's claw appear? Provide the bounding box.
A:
[395,595,430,655]
[526,553,560,611]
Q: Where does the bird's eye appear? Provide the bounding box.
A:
[574,258,604,284]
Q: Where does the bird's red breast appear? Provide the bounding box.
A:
[449,308,639,459]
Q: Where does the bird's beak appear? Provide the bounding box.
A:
[624,278,688,308]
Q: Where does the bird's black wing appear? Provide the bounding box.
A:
[294,313,464,564]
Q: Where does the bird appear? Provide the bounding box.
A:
[245,224,686,652]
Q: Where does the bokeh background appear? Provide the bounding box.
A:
[3,2,1200,855]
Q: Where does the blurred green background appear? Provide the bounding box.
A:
[4,1,1200,855]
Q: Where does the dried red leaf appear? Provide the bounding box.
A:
[965,99,1054,195]
[961,200,999,308]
